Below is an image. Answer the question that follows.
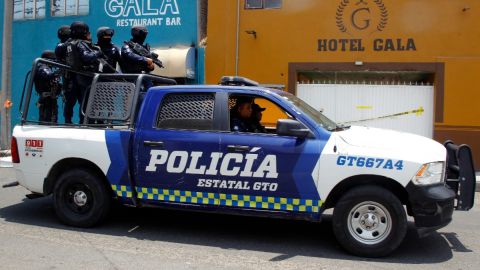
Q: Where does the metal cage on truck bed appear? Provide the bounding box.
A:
[20,58,177,128]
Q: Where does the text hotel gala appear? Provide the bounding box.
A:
[205,0,480,169]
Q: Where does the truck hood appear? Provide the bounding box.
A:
[336,126,446,162]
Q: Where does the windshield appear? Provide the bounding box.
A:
[277,92,340,131]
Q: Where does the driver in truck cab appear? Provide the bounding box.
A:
[230,97,253,132]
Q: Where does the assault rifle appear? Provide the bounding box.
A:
[82,41,119,73]
[126,41,165,69]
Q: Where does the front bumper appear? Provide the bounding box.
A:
[406,182,456,236]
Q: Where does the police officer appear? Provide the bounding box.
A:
[55,25,71,63]
[120,26,155,74]
[95,26,121,73]
[230,98,254,132]
[35,51,61,123]
[249,103,267,133]
[65,21,103,124]
[54,25,76,124]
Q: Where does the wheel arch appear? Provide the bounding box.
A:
[323,175,410,209]
[43,158,111,195]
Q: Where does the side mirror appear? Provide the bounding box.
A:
[277,119,313,138]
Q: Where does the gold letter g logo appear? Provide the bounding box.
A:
[351,8,371,30]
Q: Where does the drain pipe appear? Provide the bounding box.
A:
[235,0,240,76]
[1,0,13,149]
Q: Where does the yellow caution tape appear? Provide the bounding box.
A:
[342,106,425,124]
[356,106,373,110]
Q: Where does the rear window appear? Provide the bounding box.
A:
[156,93,215,131]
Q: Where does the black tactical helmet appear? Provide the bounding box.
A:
[131,26,148,43]
[70,21,90,39]
[57,25,71,42]
[97,26,115,40]
[41,50,56,60]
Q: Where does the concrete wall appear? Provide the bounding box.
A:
[0,2,4,92]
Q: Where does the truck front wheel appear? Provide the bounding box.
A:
[53,168,111,227]
[332,185,407,257]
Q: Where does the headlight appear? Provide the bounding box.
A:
[412,162,445,186]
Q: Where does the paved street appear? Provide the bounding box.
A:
[0,167,479,270]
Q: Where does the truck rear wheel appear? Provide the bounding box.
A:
[332,185,407,257]
[53,168,111,227]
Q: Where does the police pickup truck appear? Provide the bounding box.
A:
[8,59,476,257]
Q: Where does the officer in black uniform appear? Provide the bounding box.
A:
[249,103,267,133]
[35,51,61,123]
[95,26,121,73]
[55,25,71,63]
[230,98,254,132]
[65,21,104,124]
[54,25,75,124]
[120,26,155,74]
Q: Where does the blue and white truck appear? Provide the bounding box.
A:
[7,59,477,257]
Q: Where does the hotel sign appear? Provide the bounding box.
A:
[318,0,417,52]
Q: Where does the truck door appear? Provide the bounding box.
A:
[214,93,324,214]
[133,92,221,207]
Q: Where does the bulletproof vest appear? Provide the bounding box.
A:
[98,44,119,67]
[66,39,83,70]
[34,64,56,94]
[55,43,68,64]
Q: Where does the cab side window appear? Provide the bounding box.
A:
[157,93,215,131]
[229,95,292,134]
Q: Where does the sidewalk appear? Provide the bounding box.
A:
[0,150,12,168]
[0,156,12,168]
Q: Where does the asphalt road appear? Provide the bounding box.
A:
[1,167,479,270]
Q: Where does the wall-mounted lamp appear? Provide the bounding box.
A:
[245,30,257,39]
[463,6,471,12]
[355,61,364,66]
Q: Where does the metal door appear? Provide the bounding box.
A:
[297,83,435,138]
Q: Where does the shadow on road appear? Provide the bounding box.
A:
[0,196,468,264]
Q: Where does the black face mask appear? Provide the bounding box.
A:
[132,28,148,44]
[132,34,146,44]
[99,37,112,46]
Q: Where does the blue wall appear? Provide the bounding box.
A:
[11,0,201,125]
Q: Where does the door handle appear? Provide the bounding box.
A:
[227,145,250,152]
[144,141,164,148]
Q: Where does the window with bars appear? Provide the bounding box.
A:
[51,0,89,17]
[13,0,46,20]
[157,94,216,131]
[245,0,282,9]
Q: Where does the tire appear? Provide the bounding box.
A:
[332,185,407,257]
[53,168,111,228]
